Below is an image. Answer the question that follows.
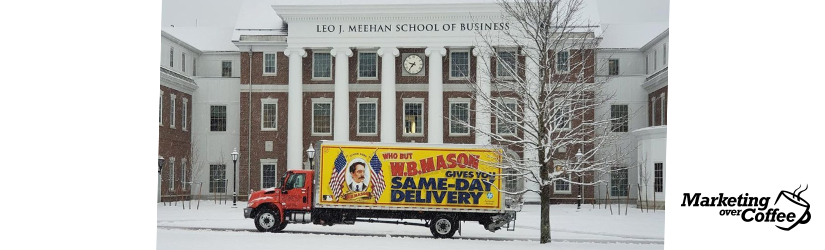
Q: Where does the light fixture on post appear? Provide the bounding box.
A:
[306,143,316,170]
[575,149,584,210]
[231,148,239,207]
[158,156,165,203]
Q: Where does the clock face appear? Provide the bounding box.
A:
[403,54,424,75]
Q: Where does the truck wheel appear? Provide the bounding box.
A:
[254,208,282,233]
[277,221,288,231]
[430,215,458,238]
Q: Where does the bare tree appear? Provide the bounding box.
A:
[460,0,629,243]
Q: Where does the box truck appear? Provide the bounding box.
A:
[243,141,521,238]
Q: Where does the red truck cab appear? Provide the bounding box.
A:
[244,170,314,232]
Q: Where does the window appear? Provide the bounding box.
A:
[264,53,277,74]
[496,50,517,78]
[313,52,332,79]
[610,105,628,132]
[611,167,628,196]
[449,51,470,79]
[261,161,278,189]
[182,98,188,131]
[660,93,666,125]
[654,50,658,71]
[312,102,332,134]
[210,105,227,131]
[553,166,571,194]
[169,158,176,191]
[210,164,227,193]
[286,173,306,189]
[556,51,569,72]
[182,53,186,72]
[645,55,649,74]
[358,52,377,78]
[261,99,278,131]
[654,163,663,192]
[159,91,163,126]
[496,101,517,135]
[222,61,232,77]
[170,47,174,67]
[608,59,619,76]
[449,102,470,135]
[193,58,196,76]
[650,97,657,126]
[170,94,176,129]
[181,159,187,190]
[504,168,522,192]
[553,100,570,130]
[403,102,423,134]
[663,43,667,65]
[357,102,377,134]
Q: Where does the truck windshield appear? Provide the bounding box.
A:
[284,173,306,190]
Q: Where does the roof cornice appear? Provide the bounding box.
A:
[161,30,203,55]
[273,3,504,21]
[640,28,669,52]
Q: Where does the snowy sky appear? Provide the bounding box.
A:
[161,0,669,28]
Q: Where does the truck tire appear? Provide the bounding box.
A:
[277,221,288,231]
[254,208,282,233]
[430,215,458,238]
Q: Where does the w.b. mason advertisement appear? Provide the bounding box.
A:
[318,143,504,210]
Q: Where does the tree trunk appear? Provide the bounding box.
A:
[540,184,552,244]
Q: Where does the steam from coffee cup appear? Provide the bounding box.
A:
[773,185,811,231]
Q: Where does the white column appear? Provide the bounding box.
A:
[284,48,306,170]
[473,48,492,145]
[331,47,353,141]
[523,49,541,202]
[378,47,399,143]
[425,46,446,144]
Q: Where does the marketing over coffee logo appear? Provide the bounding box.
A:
[681,185,812,231]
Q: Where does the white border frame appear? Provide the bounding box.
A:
[495,98,518,136]
[312,51,333,80]
[554,98,571,131]
[654,162,664,193]
[182,53,186,72]
[210,104,228,132]
[402,98,425,137]
[159,90,163,126]
[311,98,333,136]
[181,158,187,190]
[495,48,518,80]
[357,51,379,80]
[260,159,279,189]
[182,98,188,131]
[263,52,278,76]
[356,98,378,136]
[610,104,629,133]
[170,94,176,129]
[448,49,471,80]
[260,98,279,131]
[169,157,176,191]
[221,60,232,77]
[555,50,570,74]
[553,161,572,194]
[448,98,471,136]
[608,58,620,76]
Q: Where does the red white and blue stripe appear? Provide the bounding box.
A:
[369,152,386,202]
[330,149,347,200]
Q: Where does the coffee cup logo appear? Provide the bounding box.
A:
[773,185,812,231]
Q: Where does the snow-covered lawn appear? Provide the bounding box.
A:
[157,201,664,249]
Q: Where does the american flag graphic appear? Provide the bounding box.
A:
[369,151,386,202]
[330,149,347,200]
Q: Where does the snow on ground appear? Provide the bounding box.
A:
[158,201,664,249]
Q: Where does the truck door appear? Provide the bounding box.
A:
[283,173,310,210]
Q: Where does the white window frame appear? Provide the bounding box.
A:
[495,98,518,136]
[169,157,176,191]
[356,98,378,136]
[608,59,619,76]
[654,162,664,193]
[495,48,518,79]
[182,98,188,131]
[260,98,279,131]
[193,57,197,76]
[159,90,163,126]
[610,166,629,197]
[210,105,228,132]
[182,53,186,72]
[553,162,572,194]
[555,50,570,73]
[663,43,667,65]
[357,51,378,80]
[553,99,571,131]
[263,52,278,75]
[222,61,232,77]
[311,98,333,136]
[449,98,471,136]
[660,93,666,125]
[610,104,629,132]
[654,50,658,71]
[651,97,657,126]
[449,49,471,80]
[170,94,176,129]
[312,51,333,80]
[645,55,649,74]
[181,158,187,190]
[261,159,279,189]
[402,98,425,137]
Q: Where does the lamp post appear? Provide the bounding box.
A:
[231,148,239,207]
[306,144,316,170]
[158,156,164,203]
[575,149,584,210]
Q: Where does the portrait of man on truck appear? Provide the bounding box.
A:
[347,159,369,192]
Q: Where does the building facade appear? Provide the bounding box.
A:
[159,0,668,207]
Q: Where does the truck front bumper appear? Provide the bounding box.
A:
[243,207,254,218]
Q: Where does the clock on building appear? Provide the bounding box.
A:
[403,54,424,75]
